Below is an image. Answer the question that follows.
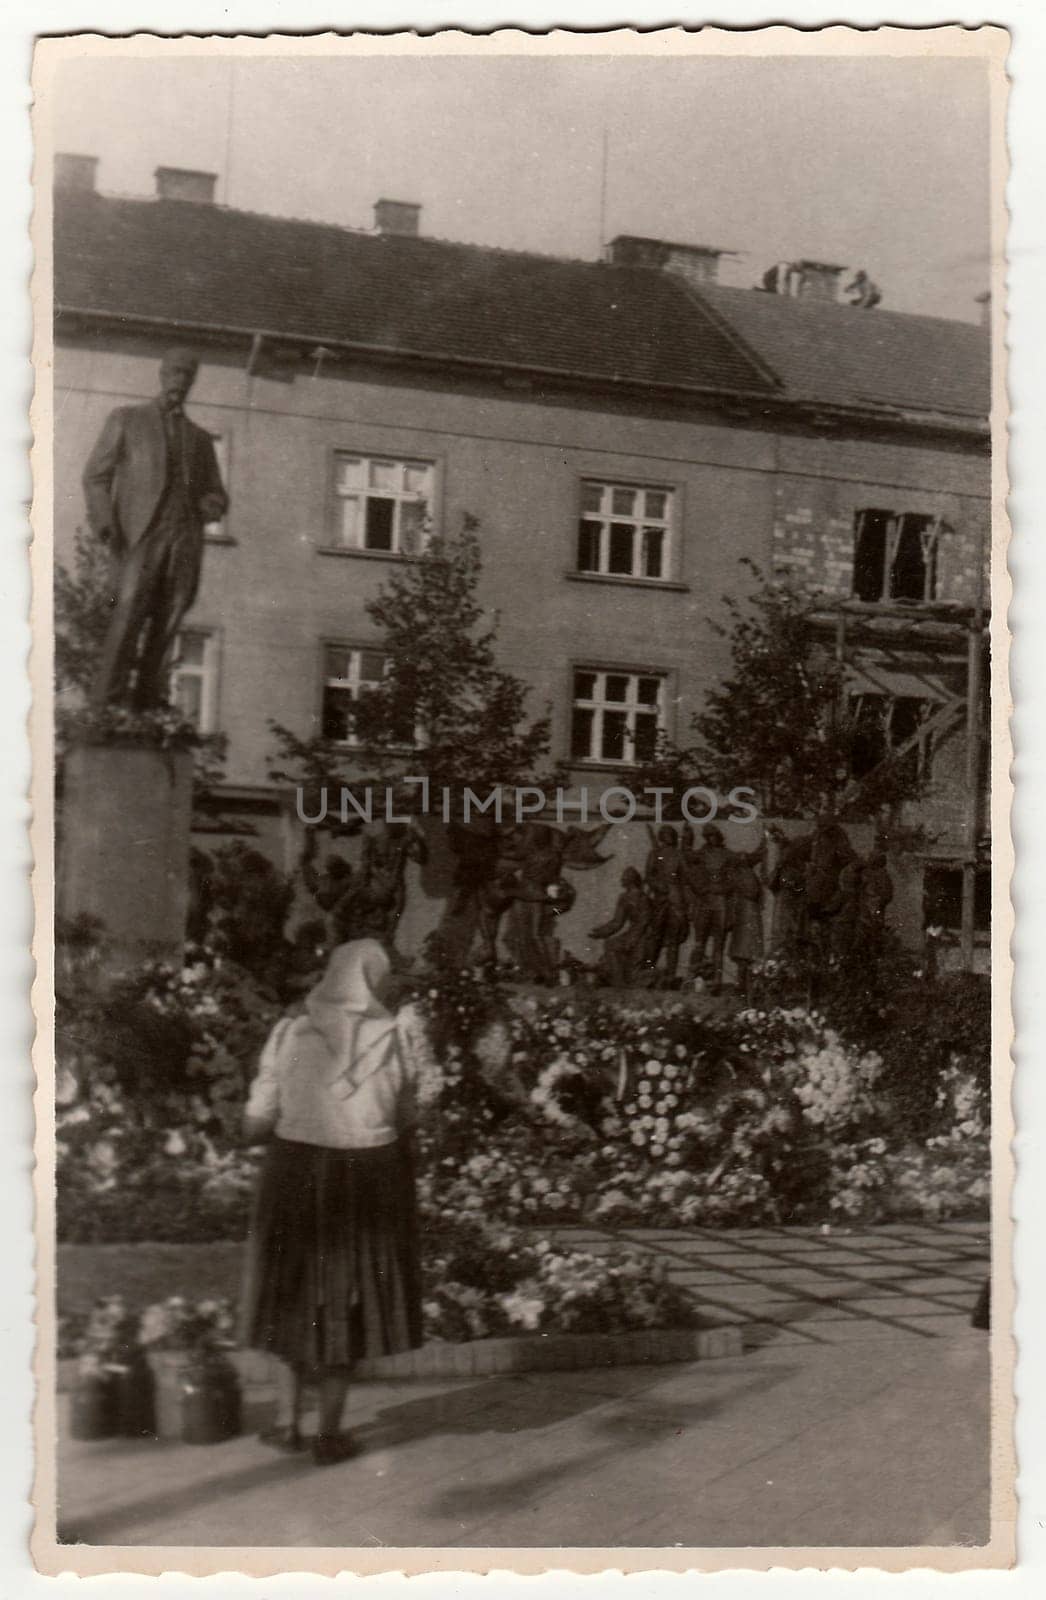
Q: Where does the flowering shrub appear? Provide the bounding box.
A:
[70,701,205,751]
[412,959,507,1062]
[878,1062,990,1222]
[502,1240,697,1336]
[59,939,282,1104]
[56,932,281,1242]
[73,1296,140,1379]
[138,1296,237,1354]
[759,938,990,1143]
[62,1217,698,1354]
[419,1208,697,1342]
[56,955,989,1246]
[411,994,915,1229]
[57,1070,262,1243]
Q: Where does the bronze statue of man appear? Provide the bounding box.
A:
[82,348,228,712]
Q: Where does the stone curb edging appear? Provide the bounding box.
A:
[343,1323,741,1379]
[58,1323,741,1393]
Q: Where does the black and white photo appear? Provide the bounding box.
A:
[30,27,1011,1575]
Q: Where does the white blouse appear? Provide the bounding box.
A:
[245,1003,431,1150]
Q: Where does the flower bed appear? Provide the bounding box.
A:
[59,1214,703,1367]
[420,1211,698,1341]
[55,955,990,1250]
[413,985,989,1231]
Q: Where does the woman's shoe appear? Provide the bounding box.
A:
[312,1431,360,1466]
[259,1425,306,1453]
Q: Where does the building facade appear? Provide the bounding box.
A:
[51,162,991,964]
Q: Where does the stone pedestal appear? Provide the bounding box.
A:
[58,742,194,962]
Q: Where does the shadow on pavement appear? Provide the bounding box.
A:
[58,1449,314,1546]
[59,1369,652,1545]
[360,1368,658,1449]
[59,1360,798,1546]
[416,1364,797,1523]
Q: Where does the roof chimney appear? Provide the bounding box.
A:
[793,260,845,303]
[54,152,98,193]
[609,234,728,288]
[759,259,846,303]
[974,291,990,330]
[374,198,421,237]
[155,166,217,204]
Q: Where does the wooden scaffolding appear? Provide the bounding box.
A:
[808,596,990,971]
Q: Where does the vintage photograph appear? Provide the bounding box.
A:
[32,29,1009,1572]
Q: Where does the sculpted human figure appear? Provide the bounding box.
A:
[358,820,428,941]
[826,842,893,959]
[300,826,360,943]
[446,817,610,979]
[767,827,810,955]
[82,348,228,712]
[505,824,572,985]
[725,837,768,1003]
[445,818,522,969]
[590,867,652,989]
[522,822,611,984]
[856,845,894,947]
[804,818,857,958]
[824,852,860,958]
[643,823,689,980]
[684,824,732,990]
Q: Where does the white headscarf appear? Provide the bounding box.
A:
[299,939,400,1099]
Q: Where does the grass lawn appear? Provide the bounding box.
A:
[58,1241,245,1340]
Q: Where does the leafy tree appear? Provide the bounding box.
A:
[269,518,554,803]
[635,562,930,820]
[54,527,114,701]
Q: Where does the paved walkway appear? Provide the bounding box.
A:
[54,1222,991,1551]
[568,1218,990,1347]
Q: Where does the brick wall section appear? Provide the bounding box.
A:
[766,435,990,864]
[770,436,989,607]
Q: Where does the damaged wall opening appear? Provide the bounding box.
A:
[853,509,943,603]
[923,864,990,937]
[848,691,935,781]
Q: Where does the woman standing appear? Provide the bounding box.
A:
[241,939,423,1465]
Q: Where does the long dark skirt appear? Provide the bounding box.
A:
[241,1137,422,1370]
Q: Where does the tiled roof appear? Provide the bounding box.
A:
[53,191,989,424]
[698,283,989,420]
[53,192,775,399]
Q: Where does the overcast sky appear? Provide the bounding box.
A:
[52,51,991,322]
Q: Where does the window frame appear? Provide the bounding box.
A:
[922,862,991,939]
[323,449,440,559]
[171,627,222,734]
[318,639,395,747]
[568,660,671,769]
[852,507,945,604]
[573,476,680,585]
[847,688,935,781]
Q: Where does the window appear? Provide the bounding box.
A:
[852,509,942,603]
[571,668,664,765]
[321,645,389,743]
[849,691,933,780]
[204,433,230,539]
[330,454,434,555]
[923,865,990,936]
[171,630,220,733]
[576,481,673,580]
